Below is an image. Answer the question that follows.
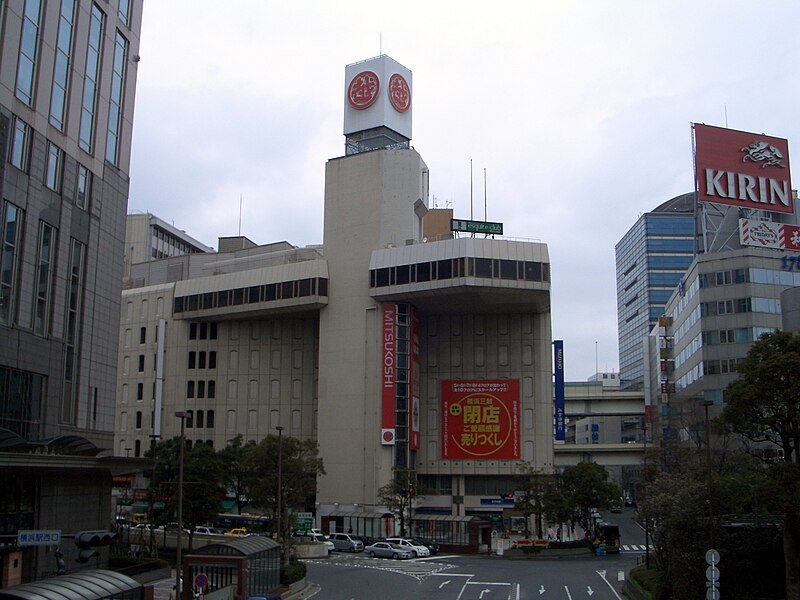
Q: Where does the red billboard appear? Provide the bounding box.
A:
[442,380,520,460]
[381,304,396,445]
[694,123,792,214]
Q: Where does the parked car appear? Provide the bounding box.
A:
[328,533,364,552]
[409,537,439,555]
[355,535,375,547]
[385,537,430,557]
[224,528,250,537]
[364,541,413,560]
[194,526,226,536]
[293,532,334,553]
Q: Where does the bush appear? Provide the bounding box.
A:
[280,559,306,585]
[629,565,659,599]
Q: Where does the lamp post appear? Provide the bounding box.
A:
[276,425,285,560]
[642,419,650,568]
[702,399,714,549]
[174,411,189,600]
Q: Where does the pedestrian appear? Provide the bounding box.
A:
[169,584,176,600]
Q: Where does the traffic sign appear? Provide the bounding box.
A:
[705,549,720,565]
[194,573,208,588]
[706,565,719,582]
[706,586,720,600]
[17,530,61,546]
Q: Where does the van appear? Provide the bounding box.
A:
[328,533,364,552]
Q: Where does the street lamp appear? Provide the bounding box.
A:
[642,420,650,568]
[174,411,189,599]
[702,399,714,549]
[276,425,285,556]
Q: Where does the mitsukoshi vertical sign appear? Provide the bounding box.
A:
[381,304,396,445]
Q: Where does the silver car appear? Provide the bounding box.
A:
[365,541,414,559]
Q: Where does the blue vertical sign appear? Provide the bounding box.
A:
[554,340,565,441]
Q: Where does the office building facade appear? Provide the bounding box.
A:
[615,193,695,390]
[116,56,554,544]
[0,0,142,582]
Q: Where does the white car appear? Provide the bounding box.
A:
[385,537,430,557]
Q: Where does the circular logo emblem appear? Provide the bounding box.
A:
[388,73,411,113]
[382,430,395,443]
[347,71,380,110]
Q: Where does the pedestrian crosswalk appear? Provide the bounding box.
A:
[621,544,652,552]
[304,554,456,581]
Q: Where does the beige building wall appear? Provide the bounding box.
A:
[317,148,429,506]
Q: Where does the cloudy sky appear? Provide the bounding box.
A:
[127,1,800,382]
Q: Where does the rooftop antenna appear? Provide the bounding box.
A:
[238,194,242,236]
[483,168,487,222]
[379,32,382,55]
[724,103,728,128]
[470,159,474,220]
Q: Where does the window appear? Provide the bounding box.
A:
[75,164,92,209]
[9,117,32,171]
[196,410,204,428]
[62,239,84,425]
[188,351,196,369]
[118,0,131,25]
[207,380,215,399]
[139,327,146,344]
[207,410,215,429]
[186,380,194,398]
[16,0,42,105]
[137,355,144,372]
[45,142,63,191]
[0,203,23,327]
[198,351,206,369]
[189,322,197,339]
[136,383,143,400]
[79,4,105,152]
[197,380,205,398]
[135,411,142,429]
[33,222,56,336]
[208,351,216,369]
[105,30,128,164]
[49,0,76,129]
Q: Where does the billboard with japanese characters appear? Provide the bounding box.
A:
[442,380,520,460]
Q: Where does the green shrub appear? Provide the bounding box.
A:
[280,559,306,585]
[630,564,659,599]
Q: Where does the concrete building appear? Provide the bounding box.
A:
[615,193,695,391]
[116,55,554,546]
[0,0,142,583]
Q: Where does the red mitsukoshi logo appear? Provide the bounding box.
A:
[348,71,380,109]
[388,73,410,113]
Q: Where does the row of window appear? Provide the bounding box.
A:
[189,321,217,340]
[369,258,549,288]
[122,408,215,432]
[188,351,216,369]
[13,0,131,166]
[10,116,93,208]
[174,278,329,314]
[1,203,85,353]
[700,297,781,317]
[187,380,216,399]
[151,226,203,259]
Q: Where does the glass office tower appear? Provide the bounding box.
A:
[615,193,695,390]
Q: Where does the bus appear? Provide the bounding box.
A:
[595,522,620,553]
[215,513,272,534]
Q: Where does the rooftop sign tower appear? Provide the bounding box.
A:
[343,55,412,154]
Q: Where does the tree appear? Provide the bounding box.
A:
[245,434,324,542]
[377,468,420,537]
[721,330,800,600]
[514,462,554,539]
[560,462,619,535]
[219,434,257,513]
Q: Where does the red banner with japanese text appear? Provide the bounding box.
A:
[442,380,520,460]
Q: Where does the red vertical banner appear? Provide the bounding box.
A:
[381,304,396,445]
[409,307,420,450]
[442,380,520,459]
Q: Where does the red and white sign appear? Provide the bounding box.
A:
[740,218,800,250]
[442,380,520,460]
[409,307,420,450]
[388,73,411,113]
[694,123,792,214]
[347,71,380,110]
[381,304,396,445]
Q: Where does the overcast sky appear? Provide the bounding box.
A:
[127,1,800,382]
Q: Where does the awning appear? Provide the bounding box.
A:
[328,510,394,519]
[0,569,140,599]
